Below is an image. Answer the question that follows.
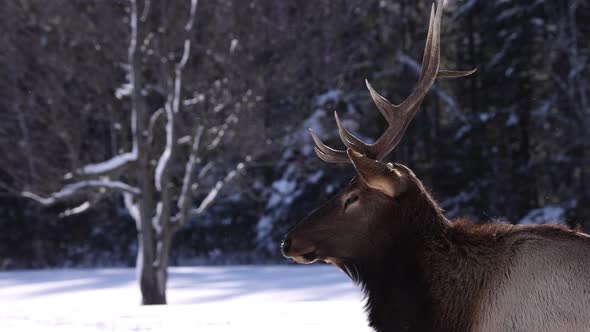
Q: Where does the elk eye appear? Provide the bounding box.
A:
[344,195,359,209]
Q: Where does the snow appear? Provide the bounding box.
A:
[0,265,369,332]
[505,113,519,126]
[115,82,133,99]
[496,7,520,21]
[478,112,494,123]
[272,178,297,195]
[519,205,566,225]
[59,201,92,218]
[454,124,472,141]
[314,89,343,106]
[67,152,138,178]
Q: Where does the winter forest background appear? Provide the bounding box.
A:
[0,0,588,272]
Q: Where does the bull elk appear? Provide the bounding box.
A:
[281,1,590,331]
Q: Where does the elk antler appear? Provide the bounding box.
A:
[310,0,476,163]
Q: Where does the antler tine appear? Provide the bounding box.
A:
[437,68,478,79]
[309,129,350,163]
[308,0,475,163]
[334,112,370,154]
[313,147,350,163]
[419,5,478,80]
[365,79,400,126]
[420,3,437,82]
[397,0,443,115]
[365,0,444,159]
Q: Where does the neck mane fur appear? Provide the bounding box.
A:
[346,178,491,332]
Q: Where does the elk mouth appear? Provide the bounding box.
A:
[285,248,321,264]
[288,250,319,264]
[282,238,322,264]
[300,251,319,263]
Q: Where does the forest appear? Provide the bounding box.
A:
[0,0,588,271]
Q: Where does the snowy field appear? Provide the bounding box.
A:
[0,265,370,332]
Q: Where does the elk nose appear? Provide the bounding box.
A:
[281,238,292,257]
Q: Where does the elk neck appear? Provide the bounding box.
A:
[355,181,487,332]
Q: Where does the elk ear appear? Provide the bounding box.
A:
[347,149,407,198]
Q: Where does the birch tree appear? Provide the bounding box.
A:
[19,0,245,304]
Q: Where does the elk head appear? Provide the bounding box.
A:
[282,0,475,278]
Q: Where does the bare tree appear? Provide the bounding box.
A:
[18,0,246,304]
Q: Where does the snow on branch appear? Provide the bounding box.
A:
[154,1,198,232]
[191,159,248,216]
[57,192,109,218]
[154,104,174,192]
[140,0,151,22]
[172,40,191,114]
[64,151,137,179]
[22,180,140,206]
[185,0,198,31]
[155,5,197,191]
[172,0,196,115]
[123,192,141,230]
[147,108,164,144]
[59,201,91,218]
[174,126,204,229]
[208,114,238,151]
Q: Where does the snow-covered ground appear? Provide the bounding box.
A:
[0,265,370,332]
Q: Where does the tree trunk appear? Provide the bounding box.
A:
[156,232,175,304]
[137,230,176,305]
[137,231,167,305]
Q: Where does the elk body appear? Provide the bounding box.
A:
[281,1,590,331]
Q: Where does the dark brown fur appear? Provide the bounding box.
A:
[283,165,590,332]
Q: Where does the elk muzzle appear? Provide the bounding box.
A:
[281,232,321,264]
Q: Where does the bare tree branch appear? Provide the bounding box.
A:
[123,192,141,230]
[154,0,198,235]
[173,40,191,114]
[152,202,165,235]
[22,179,140,206]
[153,75,182,234]
[147,107,164,144]
[58,192,108,218]
[58,201,91,218]
[155,103,175,192]
[151,7,198,276]
[64,151,138,179]
[208,114,238,151]
[174,126,204,230]
[185,0,198,31]
[139,0,151,22]
[197,161,214,179]
[129,0,147,157]
[190,159,247,217]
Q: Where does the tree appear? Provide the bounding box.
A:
[16,0,246,304]
[0,0,587,271]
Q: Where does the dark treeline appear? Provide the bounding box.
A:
[0,0,588,269]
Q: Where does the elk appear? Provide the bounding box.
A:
[281,1,590,331]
